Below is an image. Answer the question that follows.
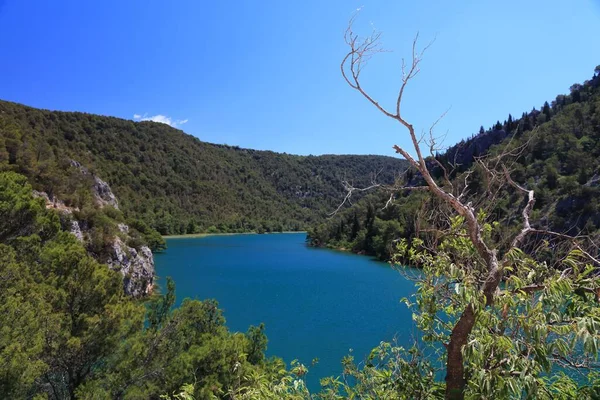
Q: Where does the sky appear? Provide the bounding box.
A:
[0,0,599,157]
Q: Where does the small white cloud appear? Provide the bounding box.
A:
[133,113,189,128]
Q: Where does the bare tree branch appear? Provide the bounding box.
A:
[328,179,428,217]
[340,13,600,400]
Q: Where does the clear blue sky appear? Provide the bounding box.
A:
[1,0,599,156]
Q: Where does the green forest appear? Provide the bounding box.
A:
[308,67,600,261]
[0,171,317,399]
[0,99,406,235]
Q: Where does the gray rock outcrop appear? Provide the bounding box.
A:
[92,175,119,209]
[69,160,119,209]
[70,220,84,242]
[117,223,129,234]
[106,237,155,297]
[32,190,79,214]
[33,163,155,297]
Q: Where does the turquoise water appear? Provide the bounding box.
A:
[154,233,417,391]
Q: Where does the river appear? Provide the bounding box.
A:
[154,232,417,391]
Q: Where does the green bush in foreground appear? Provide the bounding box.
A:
[0,171,309,399]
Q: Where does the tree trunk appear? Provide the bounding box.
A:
[445,304,475,400]
[445,260,501,400]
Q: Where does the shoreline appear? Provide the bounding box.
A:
[163,231,307,239]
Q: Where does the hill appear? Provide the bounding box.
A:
[308,66,600,260]
[0,100,408,235]
[0,98,411,397]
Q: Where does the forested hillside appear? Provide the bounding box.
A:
[308,67,600,260]
[0,100,407,235]
[0,171,317,398]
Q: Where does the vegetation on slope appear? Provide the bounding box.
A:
[0,99,409,397]
[0,171,313,399]
[308,67,600,260]
[6,165,599,400]
[327,19,600,397]
[0,100,407,235]
[2,42,599,398]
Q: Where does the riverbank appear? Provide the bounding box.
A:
[308,241,383,258]
[163,231,307,239]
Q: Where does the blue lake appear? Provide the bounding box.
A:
[154,233,417,391]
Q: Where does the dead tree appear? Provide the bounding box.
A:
[339,15,586,399]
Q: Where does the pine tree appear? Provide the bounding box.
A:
[507,114,514,131]
[542,101,551,119]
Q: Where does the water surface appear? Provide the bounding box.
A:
[154,233,417,390]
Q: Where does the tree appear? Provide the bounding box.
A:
[542,101,552,119]
[0,171,60,243]
[570,84,583,102]
[0,172,144,399]
[506,114,513,131]
[340,14,600,399]
[246,323,268,365]
[350,211,361,240]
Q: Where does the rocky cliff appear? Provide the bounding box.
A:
[107,224,155,297]
[69,160,120,209]
[33,162,155,297]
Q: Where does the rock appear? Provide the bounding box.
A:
[69,159,84,169]
[32,190,79,214]
[70,220,84,242]
[67,217,155,296]
[70,159,119,209]
[92,175,119,209]
[117,223,129,234]
[32,190,51,203]
[106,237,155,297]
[35,163,154,297]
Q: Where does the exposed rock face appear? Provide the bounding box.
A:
[69,159,119,209]
[33,163,155,297]
[92,175,119,209]
[106,237,155,297]
[70,220,84,242]
[32,190,79,214]
[117,223,129,234]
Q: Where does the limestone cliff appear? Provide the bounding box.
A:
[105,236,155,297]
[33,163,155,297]
[69,159,119,209]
